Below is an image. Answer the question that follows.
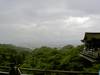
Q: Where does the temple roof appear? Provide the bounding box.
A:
[82,32,100,42]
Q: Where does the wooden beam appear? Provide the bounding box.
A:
[79,54,96,63]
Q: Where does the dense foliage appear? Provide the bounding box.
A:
[0,44,100,72]
[0,44,31,66]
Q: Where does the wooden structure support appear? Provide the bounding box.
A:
[79,54,96,63]
[80,32,100,62]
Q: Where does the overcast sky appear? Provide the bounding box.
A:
[0,0,100,48]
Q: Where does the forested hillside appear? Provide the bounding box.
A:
[0,44,100,72]
[0,44,31,66]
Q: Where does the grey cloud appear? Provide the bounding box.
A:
[66,0,100,14]
[0,0,100,48]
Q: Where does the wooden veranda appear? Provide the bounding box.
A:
[80,32,100,62]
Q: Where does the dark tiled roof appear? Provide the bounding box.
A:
[83,32,100,41]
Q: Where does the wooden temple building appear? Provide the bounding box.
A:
[80,32,100,62]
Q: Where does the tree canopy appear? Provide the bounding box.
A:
[0,44,100,72]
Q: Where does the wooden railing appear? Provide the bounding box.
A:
[0,66,98,75]
[80,49,100,60]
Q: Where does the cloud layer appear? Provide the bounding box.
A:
[0,0,100,48]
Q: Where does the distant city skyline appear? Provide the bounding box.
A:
[0,0,100,48]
